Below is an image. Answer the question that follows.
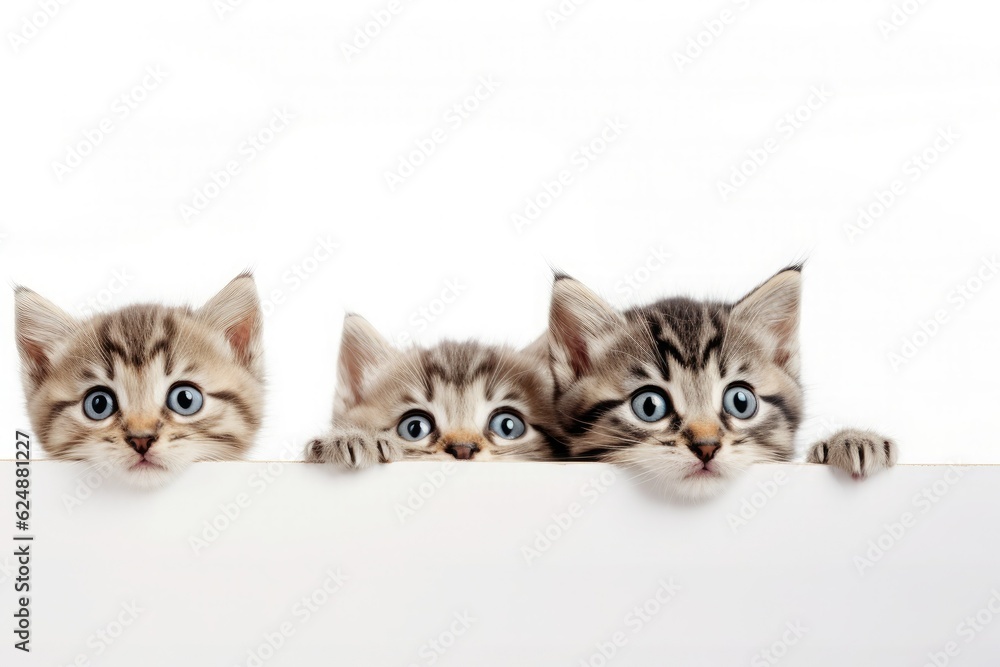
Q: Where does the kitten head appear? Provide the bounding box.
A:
[15,273,264,487]
[332,314,562,461]
[547,267,803,501]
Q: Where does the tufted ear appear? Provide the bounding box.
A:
[730,266,802,377]
[336,314,397,405]
[547,274,624,378]
[198,272,263,370]
[14,287,77,385]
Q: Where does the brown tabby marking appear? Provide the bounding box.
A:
[15,273,264,487]
[306,315,563,467]
[545,267,895,500]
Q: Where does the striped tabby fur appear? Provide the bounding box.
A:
[14,273,264,487]
[306,314,563,466]
[546,266,895,500]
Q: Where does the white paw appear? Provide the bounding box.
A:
[305,428,403,468]
[807,428,898,479]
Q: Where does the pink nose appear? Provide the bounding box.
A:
[445,443,478,460]
[688,443,720,463]
[127,434,157,455]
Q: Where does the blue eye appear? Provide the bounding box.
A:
[631,389,670,422]
[167,384,204,416]
[83,388,117,421]
[398,413,433,441]
[489,412,526,440]
[723,384,757,419]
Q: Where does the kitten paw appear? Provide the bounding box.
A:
[305,429,403,468]
[807,428,898,479]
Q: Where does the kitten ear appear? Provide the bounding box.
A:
[14,287,77,384]
[548,274,623,377]
[336,314,396,404]
[730,265,802,376]
[520,333,550,362]
[198,272,263,370]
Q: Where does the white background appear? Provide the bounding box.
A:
[4,461,998,666]
[2,0,999,462]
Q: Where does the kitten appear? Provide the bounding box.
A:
[306,314,563,466]
[545,266,896,500]
[14,272,264,487]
